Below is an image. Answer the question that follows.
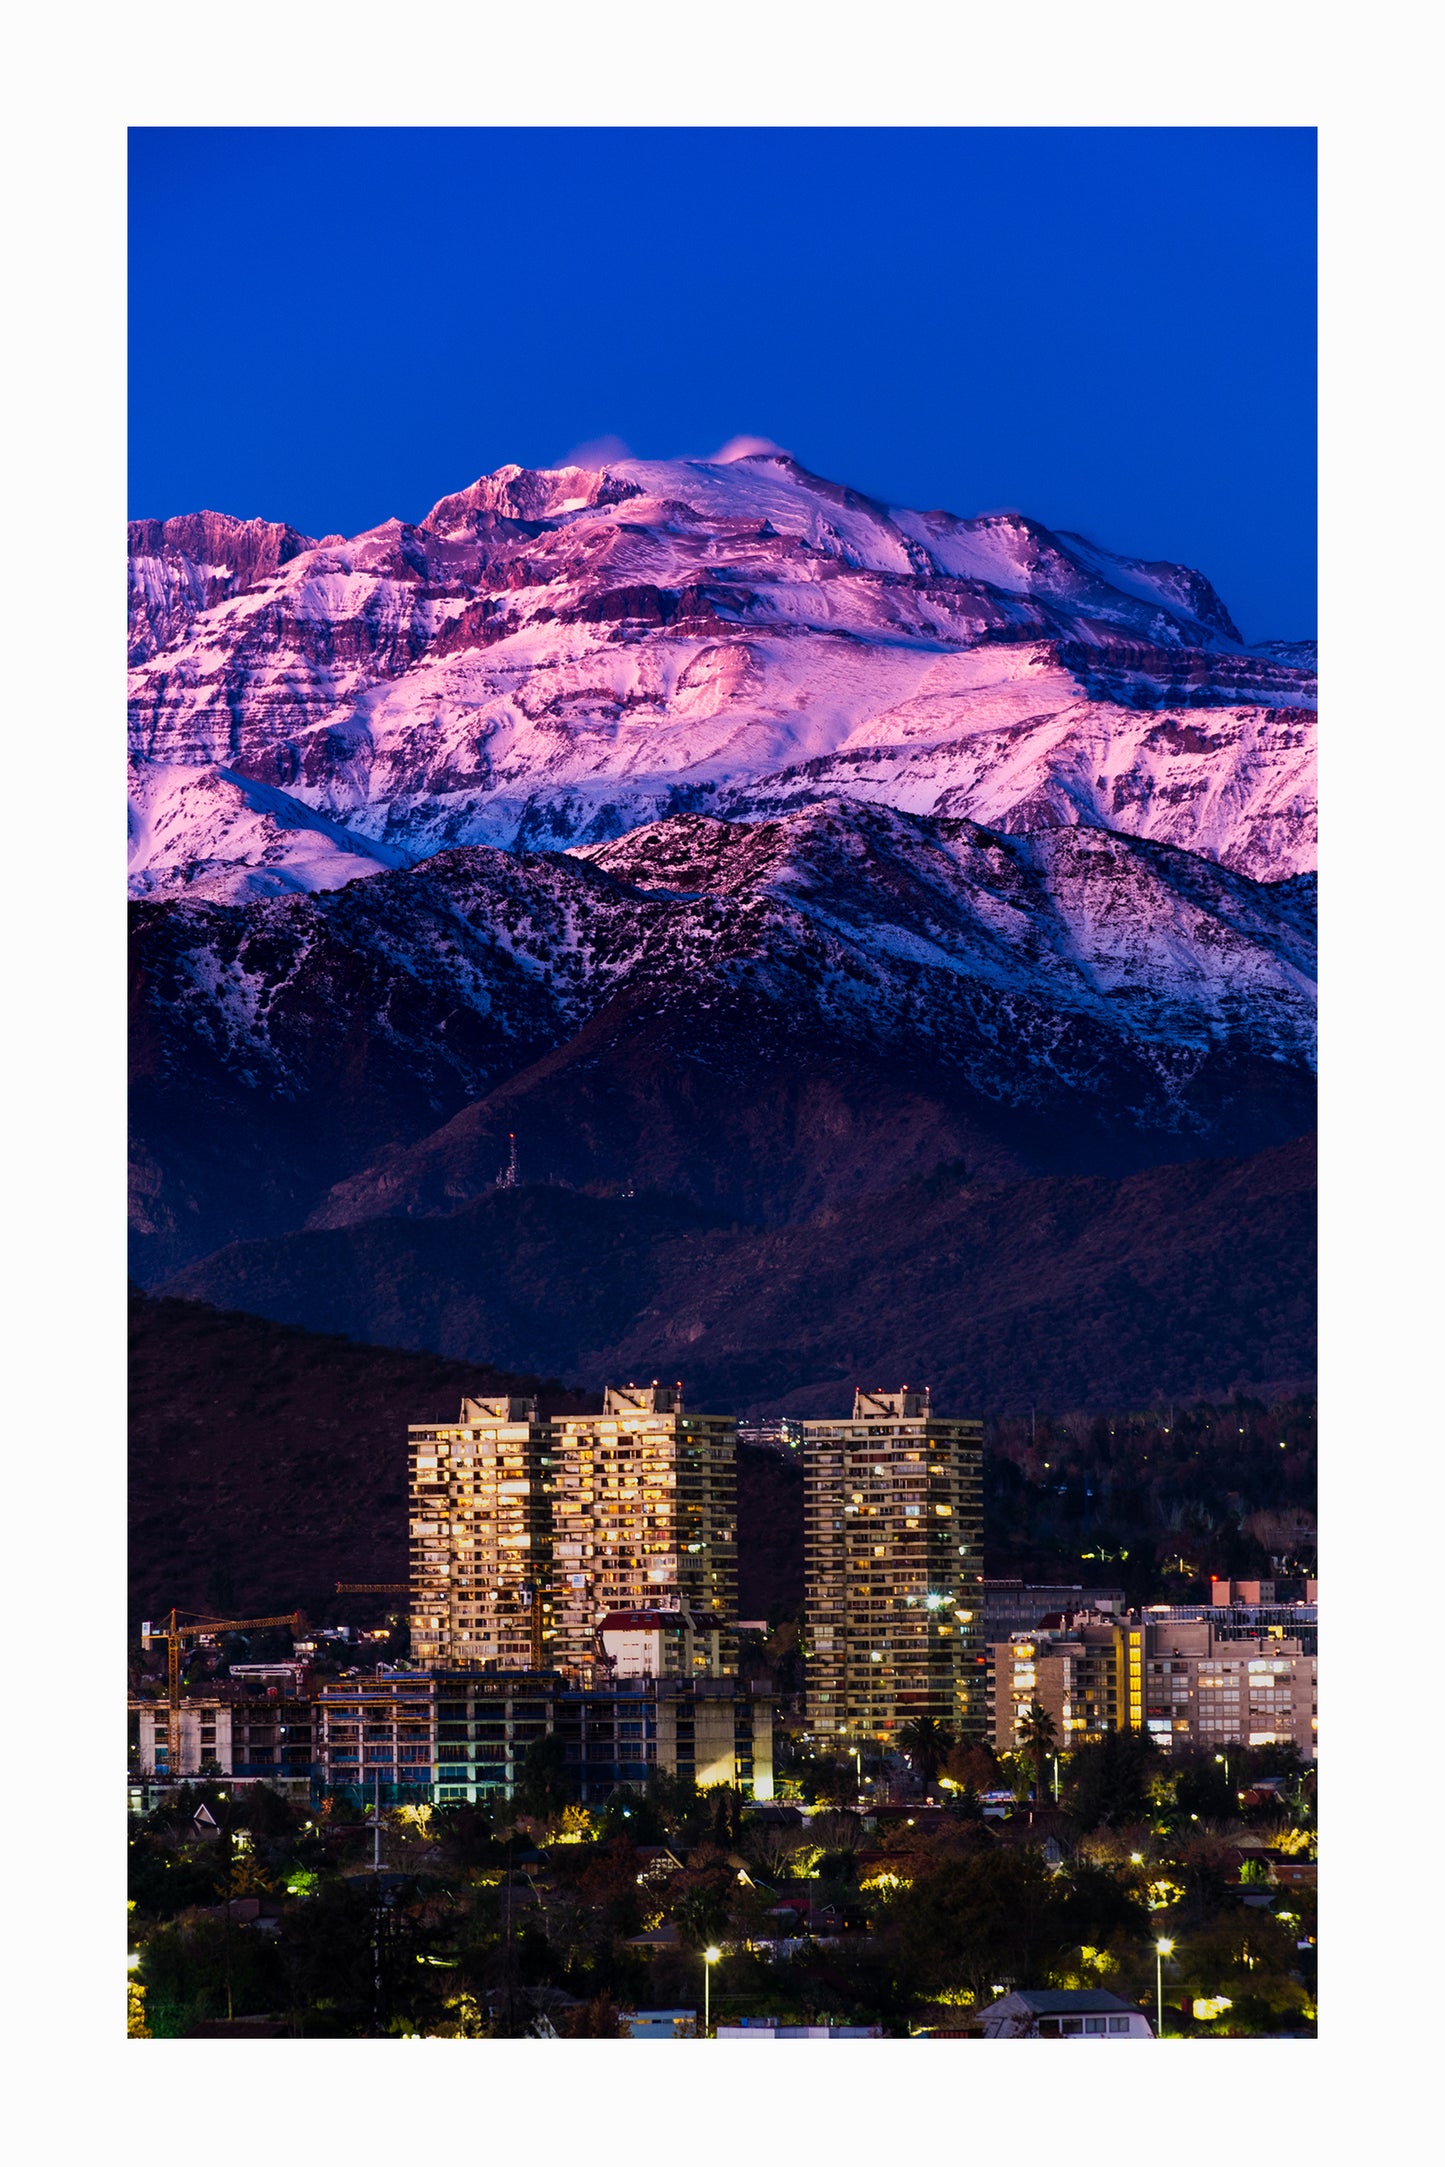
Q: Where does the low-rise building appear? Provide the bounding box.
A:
[980,1990,1152,2038]
[995,1611,1134,1752]
[619,2009,697,2038]
[1211,1578,1317,1606]
[1145,1619,1316,1757]
[716,2020,882,2039]
[993,1612,1317,1760]
[736,1420,804,1457]
[598,1607,721,1680]
[1143,1598,1318,1656]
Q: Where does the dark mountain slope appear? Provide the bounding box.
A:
[131,802,1315,1283]
[128,1292,791,1626]
[162,1135,1315,1414]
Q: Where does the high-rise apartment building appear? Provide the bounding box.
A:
[804,1387,985,1745]
[409,1396,556,1669]
[550,1385,738,1681]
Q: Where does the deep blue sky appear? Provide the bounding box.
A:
[129,128,1316,640]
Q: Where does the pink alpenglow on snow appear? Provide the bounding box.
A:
[128,450,1316,904]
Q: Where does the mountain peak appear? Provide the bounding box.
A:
[128,448,1314,900]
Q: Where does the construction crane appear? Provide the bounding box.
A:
[519,1582,545,1670]
[141,1609,304,1776]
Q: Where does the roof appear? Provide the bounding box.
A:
[990,1990,1137,2016]
[599,1611,686,1631]
[186,2018,290,2038]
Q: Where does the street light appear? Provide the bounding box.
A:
[1155,1937,1175,2039]
[703,1946,721,2037]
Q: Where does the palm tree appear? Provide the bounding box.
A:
[1016,1701,1058,1812]
[896,1716,956,1792]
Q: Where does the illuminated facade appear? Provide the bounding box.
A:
[408,1397,556,1669]
[803,1388,985,1745]
[994,1614,1317,1760]
[550,1385,738,1681]
[996,1614,1135,1752]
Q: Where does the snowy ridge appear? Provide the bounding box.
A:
[128,764,412,901]
[128,451,1316,900]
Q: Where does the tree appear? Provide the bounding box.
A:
[641,1771,705,1839]
[559,1993,628,2038]
[513,1734,575,1822]
[432,1801,500,1872]
[883,1846,1072,2005]
[897,1717,956,1791]
[1168,1750,1238,1825]
[1057,1861,1149,1950]
[709,1785,743,1847]
[1174,1909,1311,2030]
[138,1916,284,2037]
[666,1865,734,1949]
[1016,1702,1058,1809]
[743,1822,809,1880]
[806,1754,860,1808]
[1064,1728,1159,1831]
[943,1742,997,1792]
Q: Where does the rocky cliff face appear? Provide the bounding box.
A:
[128,450,1316,899]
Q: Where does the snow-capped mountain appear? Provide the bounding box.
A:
[128,447,1317,1399]
[128,450,1316,900]
[131,798,1315,1284]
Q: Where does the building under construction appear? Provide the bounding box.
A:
[129,1667,773,1809]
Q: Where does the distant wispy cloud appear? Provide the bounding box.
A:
[558,434,632,470]
[708,435,788,464]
